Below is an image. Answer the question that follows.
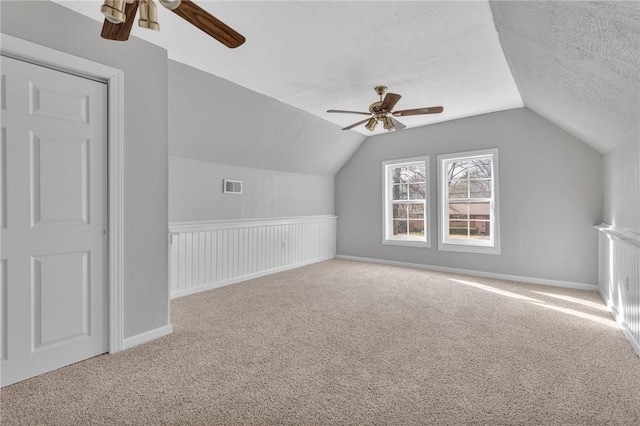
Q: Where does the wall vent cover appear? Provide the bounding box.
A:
[223,179,242,194]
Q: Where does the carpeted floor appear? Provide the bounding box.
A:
[1,259,639,425]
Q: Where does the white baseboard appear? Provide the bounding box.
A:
[171,256,335,299]
[336,255,599,291]
[122,324,173,351]
[600,289,640,357]
[620,323,640,357]
[599,289,611,312]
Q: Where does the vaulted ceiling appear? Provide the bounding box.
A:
[55,1,639,154]
[491,1,639,153]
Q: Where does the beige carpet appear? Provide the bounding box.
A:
[1,259,639,425]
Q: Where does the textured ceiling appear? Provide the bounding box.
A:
[491,1,640,153]
[52,1,638,153]
[53,0,523,136]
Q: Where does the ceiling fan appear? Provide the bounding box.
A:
[327,86,443,132]
[100,0,245,48]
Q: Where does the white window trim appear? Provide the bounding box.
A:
[382,156,430,248]
[437,148,500,255]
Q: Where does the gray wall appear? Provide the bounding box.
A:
[169,156,334,222]
[1,1,169,338]
[168,60,349,222]
[336,108,603,285]
[603,128,640,235]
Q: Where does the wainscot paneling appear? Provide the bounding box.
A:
[169,216,336,298]
[597,224,640,356]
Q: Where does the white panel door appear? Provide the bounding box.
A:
[0,56,108,387]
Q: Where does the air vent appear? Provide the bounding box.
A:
[223,179,242,194]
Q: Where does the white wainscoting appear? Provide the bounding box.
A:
[169,216,337,299]
[596,224,640,356]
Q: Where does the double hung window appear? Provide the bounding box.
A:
[382,156,430,247]
[438,149,500,254]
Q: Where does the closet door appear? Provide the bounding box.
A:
[1,56,108,386]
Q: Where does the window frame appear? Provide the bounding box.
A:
[382,156,430,248]
[437,148,500,255]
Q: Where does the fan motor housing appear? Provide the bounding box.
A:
[369,101,383,114]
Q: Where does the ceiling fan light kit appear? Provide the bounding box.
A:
[158,0,181,11]
[101,0,129,24]
[365,117,378,132]
[100,0,246,48]
[382,115,394,130]
[327,86,444,133]
[138,0,160,31]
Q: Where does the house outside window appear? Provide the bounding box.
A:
[438,149,500,254]
[382,156,430,247]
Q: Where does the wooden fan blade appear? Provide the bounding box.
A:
[171,0,246,48]
[380,93,401,112]
[101,1,140,41]
[342,118,370,131]
[392,106,444,117]
[391,117,406,130]
[327,109,371,116]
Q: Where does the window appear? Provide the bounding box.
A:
[438,149,500,254]
[382,156,429,247]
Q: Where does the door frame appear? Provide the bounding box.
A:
[1,33,125,353]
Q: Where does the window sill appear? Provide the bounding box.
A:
[438,242,500,255]
[383,239,431,248]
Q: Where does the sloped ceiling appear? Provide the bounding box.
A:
[53,0,522,137]
[52,1,638,156]
[168,60,365,175]
[491,1,640,153]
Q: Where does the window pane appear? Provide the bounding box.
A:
[393,220,407,235]
[472,219,491,240]
[470,203,491,239]
[448,179,468,198]
[470,179,491,198]
[400,168,411,183]
[448,203,468,216]
[448,221,470,238]
[409,183,426,200]
[407,166,426,183]
[393,184,408,200]
[468,159,492,179]
[447,160,469,182]
[391,167,406,184]
[393,204,407,219]
[392,166,424,184]
[409,220,424,236]
[468,202,491,218]
[408,204,424,219]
